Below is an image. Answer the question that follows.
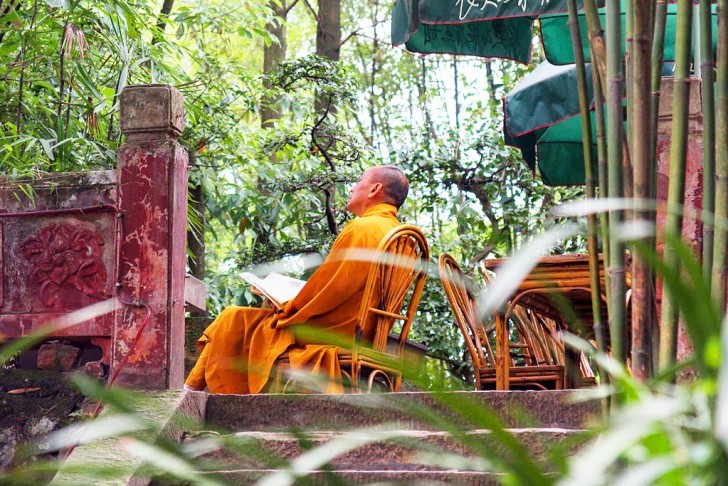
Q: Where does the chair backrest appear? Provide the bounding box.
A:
[509,305,565,366]
[358,224,429,356]
[438,253,495,369]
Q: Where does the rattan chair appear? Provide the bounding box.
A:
[274,224,429,393]
[438,253,566,390]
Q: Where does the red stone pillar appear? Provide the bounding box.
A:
[113,85,188,389]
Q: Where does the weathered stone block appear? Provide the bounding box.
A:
[119,84,184,136]
[37,343,81,371]
[83,360,107,378]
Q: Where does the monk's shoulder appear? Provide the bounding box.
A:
[343,215,398,241]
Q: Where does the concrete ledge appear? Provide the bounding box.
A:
[50,390,207,485]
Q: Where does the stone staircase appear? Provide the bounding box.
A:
[155,390,600,484]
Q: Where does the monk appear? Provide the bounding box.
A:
[185,165,410,394]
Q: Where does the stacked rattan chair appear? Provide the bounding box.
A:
[439,253,567,390]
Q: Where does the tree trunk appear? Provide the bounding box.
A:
[153,0,176,44]
[315,0,341,235]
[254,0,288,252]
[262,0,287,125]
[315,0,341,115]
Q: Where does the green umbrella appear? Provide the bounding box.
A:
[541,1,718,65]
[532,112,600,186]
[503,61,673,186]
[503,60,676,140]
[505,110,613,186]
[391,0,588,64]
[392,0,716,65]
[503,61,594,139]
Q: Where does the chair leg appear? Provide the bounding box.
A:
[350,361,361,393]
[273,365,285,393]
[392,374,401,392]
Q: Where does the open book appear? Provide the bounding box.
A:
[240,271,307,310]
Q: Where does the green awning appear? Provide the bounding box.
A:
[504,61,594,139]
[541,1,718,65]
[391,0,534,63]
[536,113,599,186]
[416,0,574,21]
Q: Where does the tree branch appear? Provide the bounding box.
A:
[153,0,176,44]
[311,94,336,171]
[302,0,318,22]
[285,0,300,15]
[323,184,338,235]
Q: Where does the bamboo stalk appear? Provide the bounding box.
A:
[567,0,603,368]
[592,61,611,312]
[650,0,668,375]
[712,0,728,312]
[584,0,634,203]
[607,0,628,371]
[659,0,692,375]
[651,0,668,166]
[56,23,68,163]
[592,69,612,399]
[701,0,716,282]
[626,0,635,158]
[630,0,655,380]
[583,0,608,94]
[622,0,636,206]
[583,0,612,400]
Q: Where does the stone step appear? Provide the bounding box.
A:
[204,390,599,433]
[155,468,504,485]
[150,391,595,486]
[189,428,585,471]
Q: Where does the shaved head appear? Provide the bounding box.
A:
[369,166,409,208]
[346,165,410,216]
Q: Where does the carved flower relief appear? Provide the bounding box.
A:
[20,223,108,307]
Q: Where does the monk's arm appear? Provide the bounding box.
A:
[275,222,379,327]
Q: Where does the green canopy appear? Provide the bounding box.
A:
[535,113,599,186]
[504,61,676,139]
[392,0,598,64]
[506,106,637,186]
[504,61,594,138]
[541,1,718,65]
[391,0,533,63]
[416,0,575,22]
[504,111,602,186]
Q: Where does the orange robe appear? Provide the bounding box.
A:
[185,203,401,394]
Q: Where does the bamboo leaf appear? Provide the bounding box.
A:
[39,138,55,161]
